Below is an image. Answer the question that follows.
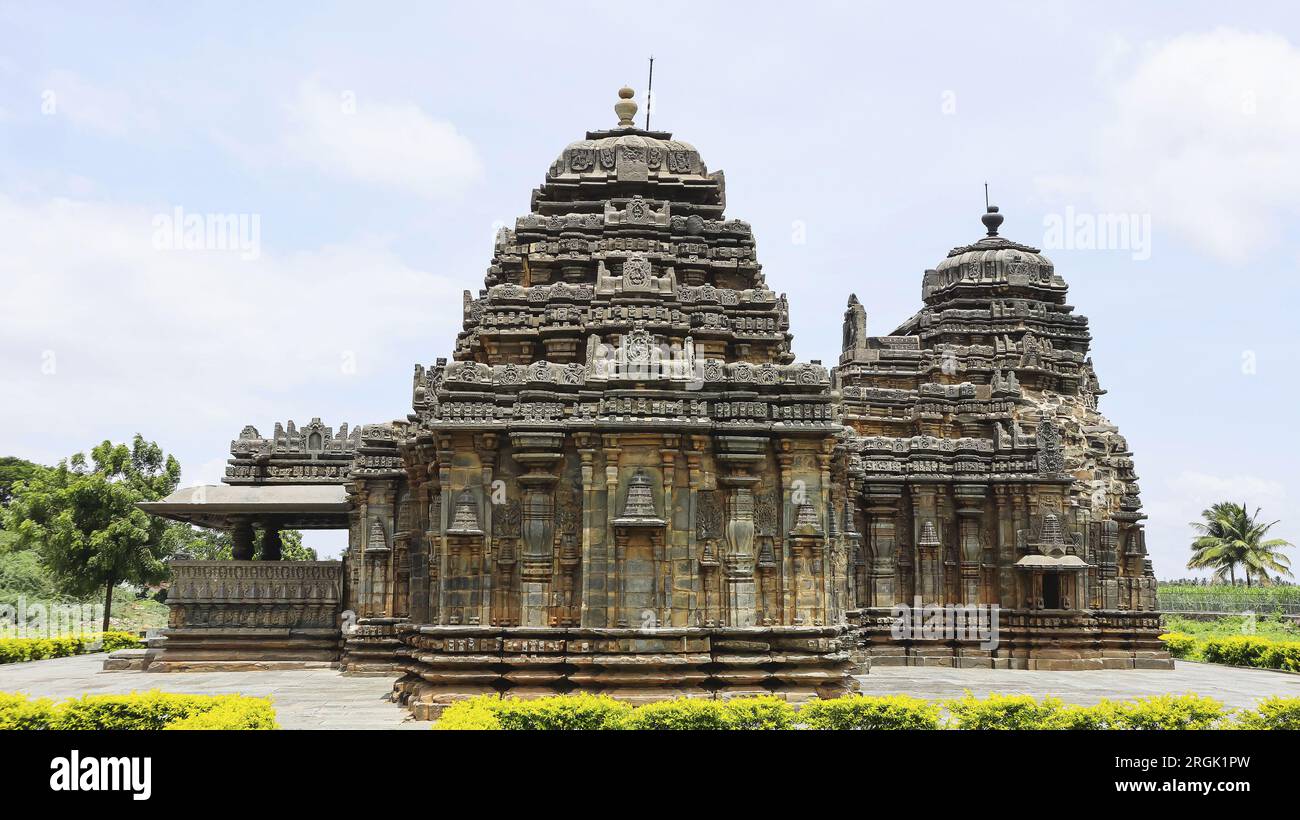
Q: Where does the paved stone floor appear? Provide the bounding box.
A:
[3,656,1299,728]
[0,655,421,729]
[857,662,1300,709]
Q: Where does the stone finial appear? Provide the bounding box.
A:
[981,205,1004,237]
[615,86,638,128]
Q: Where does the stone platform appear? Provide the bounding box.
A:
[391,623,857,719]
[151,627,341,670]
[847,608,1171,670]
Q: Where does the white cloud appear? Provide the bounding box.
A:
[280,79,482,198]
[0,193,462,463]
[1037,28,1300,263]
[40,69,160,136]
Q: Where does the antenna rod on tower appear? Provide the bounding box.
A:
[984,182,989,210]
[645,55,654,130]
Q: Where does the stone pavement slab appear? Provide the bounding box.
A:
[0,654,426,730]
[4,655,1298,728]
[856,661,1300,709]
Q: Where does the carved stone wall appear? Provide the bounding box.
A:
[166,560,343,629]
[156,560,345,671]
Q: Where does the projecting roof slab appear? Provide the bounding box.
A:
[137,484,350,529]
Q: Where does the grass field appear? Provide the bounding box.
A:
[1162,613,1300,642]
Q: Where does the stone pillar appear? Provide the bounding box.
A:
[720,479,757,628]
[865,483,902,607]
[954,485,986,605]
[576,433,604,627]
[684,436,711,622]
[776,446,796,624]
[658,439,680,627]
[613,528,629,627]
[718,437,765,628]
[992,485,1015,608]
[602,438,621,628]
[231,520,254,561]
[363,518,392,618]
[476,434,499,628]
[434,435,453,623]
[912,486,941,606]
[261,525,283,561]
[512,432,563,628]
[818,439,837,625]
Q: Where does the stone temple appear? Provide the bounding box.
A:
[141,88,1168,715]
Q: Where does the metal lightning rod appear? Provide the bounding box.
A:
[645,55,654,130]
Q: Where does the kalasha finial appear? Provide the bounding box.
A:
[615,86,638,128]
[981,205,1004,237]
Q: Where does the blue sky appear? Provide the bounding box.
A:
[1,1,1297,572]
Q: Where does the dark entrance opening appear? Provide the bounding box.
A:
[1042,573,1061,609]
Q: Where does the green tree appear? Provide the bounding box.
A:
[3,436,180,630]
[0,456,41,506]
[1188,502,1294,586]
[166,525,317,561]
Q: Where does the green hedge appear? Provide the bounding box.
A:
[1160,632,1300,672]
[800,694,940,730]
[0,690,277,730]
[1201,635,1300,672]
[435,693,797,730]
[99,631,145,653]
[1235,696,1300,730]
[431,692,1294,730]
[0,631,143,664]
[1158,632,1200,660]
[947,693,1077,730]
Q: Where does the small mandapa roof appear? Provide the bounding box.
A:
[1013,554,1089,571]
[137,484,349,529]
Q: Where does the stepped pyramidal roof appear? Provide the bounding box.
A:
[413,85,832,437]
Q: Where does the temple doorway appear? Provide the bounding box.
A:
[1042,573,1061,610]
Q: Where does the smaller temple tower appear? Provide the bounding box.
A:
[833,205,1163,669]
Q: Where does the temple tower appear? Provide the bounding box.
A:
[834,205,1165,669]
[375,88,851,710]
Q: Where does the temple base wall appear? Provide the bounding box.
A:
[341,617,408,675]
[150,627,340,671]
[846,608,1172,670]
[152,560,345,671]
[391,624,858,720]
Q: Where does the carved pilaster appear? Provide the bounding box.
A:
[511,431,563,627]
[864,483,903,608]
[912,485,942,606]
[955,484,986,605]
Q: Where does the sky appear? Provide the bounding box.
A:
[1,1,1297,572]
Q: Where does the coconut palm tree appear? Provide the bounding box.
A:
[1188,502,1293,586]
